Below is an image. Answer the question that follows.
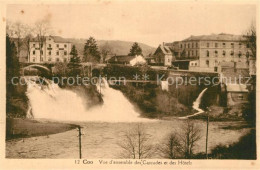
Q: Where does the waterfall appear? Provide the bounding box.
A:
[25,78,150,122]
[179,88,208,119]
[192,88,208,115]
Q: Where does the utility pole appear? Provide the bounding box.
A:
[205,107,210,159]
[78,126,82,159]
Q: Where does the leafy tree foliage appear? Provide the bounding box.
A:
[83,37,101,63]
[128,42,143,56]
[70,45,80,64]
[6,34,28,118]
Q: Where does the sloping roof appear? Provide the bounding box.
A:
[108,55,136,63]
[226,84,248,92]
[30,36,71,43]
[183,33,246,42]
[159,44,172,55]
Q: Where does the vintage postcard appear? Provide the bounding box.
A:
[0,0,259,169]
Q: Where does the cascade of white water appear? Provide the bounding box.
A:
[192,88,208,115]
[25,78,150,122]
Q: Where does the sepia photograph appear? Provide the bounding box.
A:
[0,0,258,169]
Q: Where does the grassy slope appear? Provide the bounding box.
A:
[6,118,78,140]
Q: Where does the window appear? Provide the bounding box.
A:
[192,43,194,48]
[223,43,226,47]
[215,43,218,48]
[206,50,209,57]
[40,50,43,55]
[188,43,190,48]
[180,44,182,48]
[196,42,198,48]
[231,43,234,48]
[247,44,250,48]
[239,43,242,48]
[196,50,198,56]
[64,51,67,55]
[33,58,35,62]
[56,51,59,56]
[56,44,59,48]
[191,51,193,56]
[48,58,51,61]
[64,44,67,48]
[215,50,218,57]
[206,60,209,67]
[230,51,234,56]
[195,63,197,66]
[207,43,210,47]
[33,44,35,47]
[49,44,51,48]
[64,58,67,62]
[49,51,51,55]
[223,50,226,56]
[191,63,194,66]
[188,51,190,57]
[32,50,35,55]
[56,58,60,62]
[184,44,186,48]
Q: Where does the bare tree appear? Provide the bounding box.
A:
[244,23,256,59]
[99,42,112,63]
[157,132,182,159]
[34,18,51,62]
[6,21,26,58]
[179,120,201,158]
[118,124,154,159]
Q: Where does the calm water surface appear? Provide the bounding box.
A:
[6,119,250,159]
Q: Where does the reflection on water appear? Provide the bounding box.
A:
[6,120,250,159]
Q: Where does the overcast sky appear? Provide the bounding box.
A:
[7,2,256,47]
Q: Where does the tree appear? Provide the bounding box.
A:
[6,21,27,59]
[100,42,112,63]
[158,132,182,159]
[129,42,143,56]
[83,37,101,63]
[23,33,33,62]
[70,45,80,64]
[118,124,154,159]
[179,120,201,158]
[6,34,19,82]
[243,23,256,59]
[34,18,51,62]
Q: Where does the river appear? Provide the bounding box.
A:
[5,77,251,158]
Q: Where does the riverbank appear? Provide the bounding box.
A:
[6,118,79,140]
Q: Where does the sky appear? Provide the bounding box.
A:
[7,2,256,47]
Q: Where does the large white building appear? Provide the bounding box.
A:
[29,36,72,63]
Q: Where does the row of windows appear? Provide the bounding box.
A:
[205,59,244,67]
[180,42,247,49]
[206,42,244,48]
[206,50,249,57]
[180,42,199,49]
[32,58,68,62]
[32,44,67,48]
[32,50,68,55]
